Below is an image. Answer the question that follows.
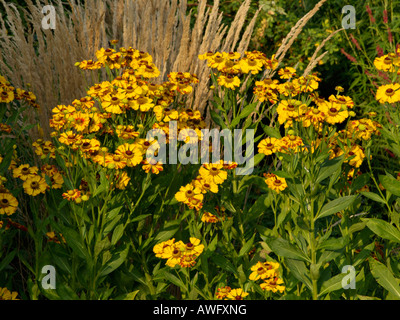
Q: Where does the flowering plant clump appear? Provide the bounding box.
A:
[2,14,400,300]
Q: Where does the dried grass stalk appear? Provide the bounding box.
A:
[0,0,259,136]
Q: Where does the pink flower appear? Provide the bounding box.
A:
[383,9,388,23]
[341,48,357,63]
[366,4,375,24]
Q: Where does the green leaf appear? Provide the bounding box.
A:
[111,223,125,245]
[230,102,257,128]
[61,227,90,260]
[364,218,400,244]
[210,110,228,129]
[154,220,181,243]
[211,254,238,276]
[285,258,312,290]
[268,238,311,262]
[238,234,255,258]
[315,195,357,220]
[318,273,346,297]
[360,191,386,204]
[380,174,400,197]
[99,244,130,277]
[315,155,344,184]
[161,270,185,288]
[369,259,400,299]
[261,123,281,139]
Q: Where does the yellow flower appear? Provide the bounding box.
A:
[376,83,400,104]
[260,277,286,293]
[163,241,186,267]
[101,92,127,114]
[0,193,18,216]
[318,101,349,125]
[217,74,241,89]
[225,288,249,300]
[264,173,288,193]
[175,184,204,207]
[62,189,81,201]
[239,57,263,74]
[199,163,228,185]
[249,261,280,281]
[279,135,304,153]
[0,88,14,103]
[278,66,296,79]
[153,239,176,258]
[0,287,19,300]
[216,286,232,299]
[374,55,396,72]
[276,99,308,124]
[105,154,127,169]
[13,164,39,181]
[201,211,220,223]
[23,175,48,196]
[258,137,282,156]
[130,96,155,112]
[115,170,131,190]
[115,143,143,167]
[141,158,163,174]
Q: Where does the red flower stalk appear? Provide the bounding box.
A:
[350,34,361,50]
[388,27,393,43]
[376,45,384,57]
[383,9,388,23]
[340,48,357,63]
[366,4,375,23]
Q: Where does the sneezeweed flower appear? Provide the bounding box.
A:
[153,239,176,258]
[239,56,263,74]
[184,237,204,257]
[193,176,219,194]
[301,107,326,128]
[115,143,143,167]
[319,101,349,125]
[199,163,228,185]
[259,277,286,293]
[105,154,127,170]
[338,144,366,168]
[249,261,280,281]
[276,99,308,125]
[264,173,288,193]
[46,231,66,244]
[13,164,39,181]
[116,125,140,140]
[217,74,241,90]
[201,211,220,223]
[0,193,18,216]
[225,288,249,300]
[23,175,48,196]
[179,254,197,268]
[101,92,127,114]
[58,131,83,146]
[278,66,296,79]
[114,170,131,190]
[141,158,163,174]
[376,83,400,104]
[0,287,19,300]
[62,189,81,201]
[216,286,231,300]
[279,135,304,153]
[258,137,282,156]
